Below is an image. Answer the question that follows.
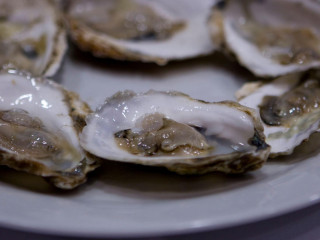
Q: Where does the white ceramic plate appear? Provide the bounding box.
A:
[1,49,320,238]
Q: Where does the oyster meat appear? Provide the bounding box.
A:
[237,71,320,157]
[66,0,220,65]
[80,90,270,175]
[0,0,67,76]
[0,67,99,189]
[218,0,320,77]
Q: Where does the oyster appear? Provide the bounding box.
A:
[0,0,67,76]
[218,0,320,77]
[0,67,99,189]
[80,90,270,175]
[237,71,320,157]
[66,0,220,65]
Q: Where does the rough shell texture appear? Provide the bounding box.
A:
[80,90,270,175]
[217,0,320,77]
[0,67,100,189]
[0,0,67,77]
[237,71,320,157]
[66,0,220,65]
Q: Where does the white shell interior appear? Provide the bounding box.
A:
[223,0,320,77]
[80,91,257,163]
[0,71,83,171]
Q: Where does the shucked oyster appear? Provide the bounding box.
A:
[0,0,67,76]
[66,0,219,65]
[80,91,270,174]
[0,67,99,189]
[217,0,320,77]
[237,71,320,157]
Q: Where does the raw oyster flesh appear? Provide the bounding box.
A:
[237,71,320,157]
[80,90,270,175]
[219,0,320,77]
[0,0,67,76]
[0,68,100,189]
[66,0,219,64]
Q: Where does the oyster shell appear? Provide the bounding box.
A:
[0,0,67,76]
[80,90,270,175]
[218,0,320,77]
[66,0,220,65]
[0,67,100,189]
[237,71,320,157]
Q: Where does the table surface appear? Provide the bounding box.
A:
[1,201,320,240]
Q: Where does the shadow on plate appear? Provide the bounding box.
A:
[80,132,320,199]
[2,132,320,199]
[0,166,59,194]
[79,160,267,200]
[54,41,258,85]
[0,161,261,199]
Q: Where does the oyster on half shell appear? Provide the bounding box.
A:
[217,0,320,77]
[0,67,100,189]
[0,0,67,77]
[237,71,320,157]
[80,91,270,175]
[66,0,220,65]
